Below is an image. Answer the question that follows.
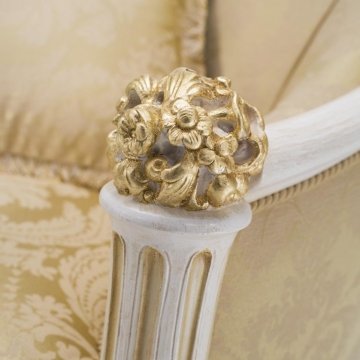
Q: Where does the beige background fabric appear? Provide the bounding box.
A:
[0,0,207,173]
[267,0,360,121]
[211,160,360,360]
[1,1,360,358]
[1,159,359,359]
[207,0,360,120]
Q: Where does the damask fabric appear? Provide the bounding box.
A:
[0,0,207,178]
[0,161,359,359]
[0,174,112,359]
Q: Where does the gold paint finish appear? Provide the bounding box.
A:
[178,251,212,359]
[108,67,268,210]
[134,247,165,360]
[101,233,124,360]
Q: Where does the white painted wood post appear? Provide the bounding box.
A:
[99,181,252,360]
[98,87,360,360]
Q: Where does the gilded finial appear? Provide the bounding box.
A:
[107,68,268,210]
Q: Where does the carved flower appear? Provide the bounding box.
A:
[115,105,160,158]
[198,133,238,174]
[163,99,212,150]
[109,68,268,209]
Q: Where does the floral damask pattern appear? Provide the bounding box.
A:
[0,174,112,359]
[1,162,359,359]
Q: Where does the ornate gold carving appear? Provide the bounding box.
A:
[108,67,268,210]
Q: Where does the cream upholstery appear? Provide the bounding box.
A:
[1,0,359,358]
[208,0,360,121]
[0,0,206,181]
[267,0,360,121]
[1,160,359,359]
[211,160,360,360]
[0,174,111,359]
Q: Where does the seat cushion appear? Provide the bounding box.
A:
[0,174,111,359]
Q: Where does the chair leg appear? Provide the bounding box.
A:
[99,182,252,360]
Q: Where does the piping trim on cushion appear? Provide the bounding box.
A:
[251,151,360,213]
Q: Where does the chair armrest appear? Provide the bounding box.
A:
[247,87,360,202]
[98,88,360,359]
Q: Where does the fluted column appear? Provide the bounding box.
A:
[99,181,252,360]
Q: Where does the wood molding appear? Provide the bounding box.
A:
[246,87,360,202]
[99,88,360,359]
[99,182,252,360]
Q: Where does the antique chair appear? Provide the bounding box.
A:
[1,0,359,359]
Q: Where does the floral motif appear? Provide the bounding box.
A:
[114,105,160,158]
[109,67,268,209]
[164,99,212,150]
[0,174,111,360]
[1,163,360,360]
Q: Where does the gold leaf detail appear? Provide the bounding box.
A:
[109,67,268,209]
